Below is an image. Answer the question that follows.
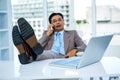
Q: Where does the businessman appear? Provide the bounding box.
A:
[12,12,86,64]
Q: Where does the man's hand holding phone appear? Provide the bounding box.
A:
[46,24,54,36]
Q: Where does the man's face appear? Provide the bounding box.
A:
[51,15,64,32]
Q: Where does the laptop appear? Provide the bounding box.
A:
[49,34,113,69]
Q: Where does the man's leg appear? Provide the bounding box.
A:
[22,40,37,61]
[17,17,43,55]
[12,25,31,64]
[36,50,64,61]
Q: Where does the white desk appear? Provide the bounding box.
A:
[0,57,120,79]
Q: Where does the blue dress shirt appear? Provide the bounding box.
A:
[51,30,65,55]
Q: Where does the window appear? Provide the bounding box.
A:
[96,0,120,36]
[12,0,44,39]
[95,0,120,57]
[74,0,92,39]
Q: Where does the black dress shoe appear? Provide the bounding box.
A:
[17,17,43,55]
[12,25,30,64]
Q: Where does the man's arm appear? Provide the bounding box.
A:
[38,24,54,48]
[74,30,87,52]
[64,48,77,58]
[64,30,86,58]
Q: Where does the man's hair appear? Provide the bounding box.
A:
[49,12,64,23]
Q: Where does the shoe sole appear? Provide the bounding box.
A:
[12,25,29,64]
[17,18,43,55]
[12,25,24,53]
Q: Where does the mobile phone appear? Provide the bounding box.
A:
[51,26,55,30]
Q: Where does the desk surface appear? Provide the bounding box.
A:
[0,57,120,79]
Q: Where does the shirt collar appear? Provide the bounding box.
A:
[55,30,64,35]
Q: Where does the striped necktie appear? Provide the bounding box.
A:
[55,32,61,54]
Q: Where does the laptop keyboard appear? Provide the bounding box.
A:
[50,56,81,66]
